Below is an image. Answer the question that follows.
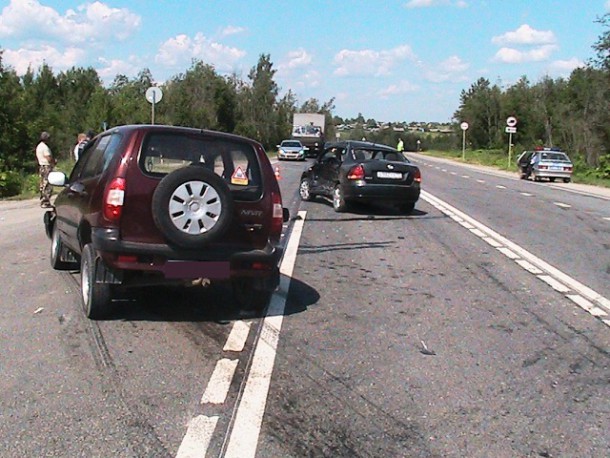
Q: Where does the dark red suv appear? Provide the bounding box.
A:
[44,125,288,319]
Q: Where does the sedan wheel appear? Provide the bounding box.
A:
[299,178,313,201]
[332,185,349,212]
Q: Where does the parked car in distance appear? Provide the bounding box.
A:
[299,140,421,213]
[44,124,289,319]
[517,147,573,183]
[277,139,306,161]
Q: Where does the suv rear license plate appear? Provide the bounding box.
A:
[163,261,230,279]
[377,171,402,179]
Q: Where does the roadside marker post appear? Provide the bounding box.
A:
[505,116,518,168]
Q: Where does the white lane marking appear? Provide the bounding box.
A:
[496,185,506,189]
[554,202,571,209]
[441,168,447,172]
[176,415,218,458]
[200,359,239,404]
[482,237,502,248]
[520,192,533,197]
[421,191,610,317]
[515,259,543,275]
[476,179,485,184]
[462,175,470,179]
[223,321,252,352]
[224,211,306,458]
[497,247,519,260]
[567,295,608,317]
[450,171,457,175]
[538,275,571,293]
[603,217,610,222]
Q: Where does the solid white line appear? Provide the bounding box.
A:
[200,359,239,404]
[176,415,218,458]
[223,321,252,352]
[224,211,306,458]
[420,190,610,314]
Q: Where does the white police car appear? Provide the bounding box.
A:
[517,147,573,183]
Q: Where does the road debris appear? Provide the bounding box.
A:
[420,340,436,356]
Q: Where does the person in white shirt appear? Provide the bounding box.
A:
[36,131,55,208]
[73,132,87,161]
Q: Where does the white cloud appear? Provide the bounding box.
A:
[2,45,85,74]
[281,49,313,70]
[493,45,558,64]
[97,56,143,82]
[0,0,140,44]
[606,0,610,11]
[379,80,419,98]
[492,24,556,46]
[221,25,245,37]
[548,57,584,74]
[404,0,467,8]
[333,45,416,77]
[155,32,246,71]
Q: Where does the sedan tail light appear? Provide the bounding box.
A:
[347,164,365,180]
[413,168,422,183]
[103,177,126,222]
[564,166,573,171]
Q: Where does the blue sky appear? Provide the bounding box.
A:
[0,0,608,122]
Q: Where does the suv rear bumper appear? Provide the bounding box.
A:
[92,228,282,285]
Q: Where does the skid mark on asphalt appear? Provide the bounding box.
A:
[421,190,610,328]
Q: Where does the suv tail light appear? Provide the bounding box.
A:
[103,177,126,222]
[271,191,283,236]
[347,164,365,180]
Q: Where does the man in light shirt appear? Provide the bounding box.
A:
[36,131,55,208]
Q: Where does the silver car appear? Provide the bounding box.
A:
[277,140,306,161]
[517,148,573,183]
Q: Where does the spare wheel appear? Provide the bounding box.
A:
[152,166,234,248]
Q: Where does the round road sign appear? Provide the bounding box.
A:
[460,122,469,131]
[146,86,163,104]
[506,116,517,127]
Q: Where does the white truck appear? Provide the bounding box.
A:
[292,113,326,157]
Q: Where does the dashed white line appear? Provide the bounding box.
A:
[462,175,470,179]
[520,192,533,197]
[604,217,610,222]
[538,275,571,293]
[515,259,543,275]
[223,321,251,352]
[176,416,218,458]
[200,358,239,404]
[554,202,571,209]
[496,185,506,189]
[567,295,608,317]
[497,247,519,260]
[476,179,485,184]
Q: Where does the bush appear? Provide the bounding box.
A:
[0,170,24,197]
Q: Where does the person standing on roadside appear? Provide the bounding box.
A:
[73,132,87,161]
[36,131,55,208]
[397,137,404,154]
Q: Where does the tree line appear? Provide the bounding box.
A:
[0,51,335,195]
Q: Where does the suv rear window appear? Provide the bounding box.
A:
[139,132,263,201]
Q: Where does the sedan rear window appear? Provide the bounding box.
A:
[352,149,407,162]
[139,132,263,201]
[540,152,570,162]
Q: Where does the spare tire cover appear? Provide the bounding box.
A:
[152,166,234,248]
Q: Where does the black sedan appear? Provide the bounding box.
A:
[299,141,421,213]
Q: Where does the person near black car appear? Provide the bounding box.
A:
[36,131,55,208]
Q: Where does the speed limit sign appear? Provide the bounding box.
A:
[506,116,517,127]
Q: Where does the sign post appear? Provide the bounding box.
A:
[145,87,163,125]
[460,122,469,161]
[505,116,518,168]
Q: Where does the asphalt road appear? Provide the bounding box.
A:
[0,154,609,457]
